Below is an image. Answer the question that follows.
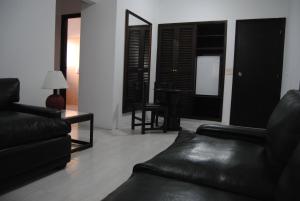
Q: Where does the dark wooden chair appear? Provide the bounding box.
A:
[131,82,168,134]
[153,82,184,131]
[153,82,170,127]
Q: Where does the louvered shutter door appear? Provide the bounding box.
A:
[142,29,151,101]
[124,26,151,112]
[157,26,176,85]
[174,25,196,90]
[125,28,142,111]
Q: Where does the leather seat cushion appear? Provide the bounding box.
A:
[102,173,261,201]
[134,131,275,200]
[0,111,70,149]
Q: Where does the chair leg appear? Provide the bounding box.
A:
[151,111,155,128]
[131,108,135,130]
[163,109,168,133]
[141,110,146,134]
[155,114,159,127]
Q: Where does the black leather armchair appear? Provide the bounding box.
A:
[0,78,71,192]
[102,90,300,201]
[197,124,268,143]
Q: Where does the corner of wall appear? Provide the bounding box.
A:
[79,0,118,129]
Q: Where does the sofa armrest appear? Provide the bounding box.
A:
[196,124,268,143]
[11,103,61,118]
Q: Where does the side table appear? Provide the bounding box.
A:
[61,110,94,153]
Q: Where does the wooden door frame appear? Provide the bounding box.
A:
[122,9,152,113]
[59,13,81,109]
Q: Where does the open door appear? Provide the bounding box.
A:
[60,14,81,111]
[122,10,152,113]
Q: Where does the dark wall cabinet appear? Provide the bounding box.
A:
[156,21,227,120]
[157,24,196,90]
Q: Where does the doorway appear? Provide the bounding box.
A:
[60,13,81,111]
[230,18,286,128]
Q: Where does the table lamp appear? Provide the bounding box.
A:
[42,70,68,110]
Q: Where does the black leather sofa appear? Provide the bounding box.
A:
[102,90,300,201]
[0,78,71,192]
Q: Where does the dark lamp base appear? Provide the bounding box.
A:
[46,94,65,110]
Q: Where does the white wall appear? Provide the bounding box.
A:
[79,0,117,129]
[112,0,158,129]
[152,0,290,124]
[282,0,300,94]
[0,0,57,106]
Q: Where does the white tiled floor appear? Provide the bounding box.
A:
[0,118,215,201]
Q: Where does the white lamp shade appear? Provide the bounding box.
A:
[42,71,68,90]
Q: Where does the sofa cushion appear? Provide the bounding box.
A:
[0,78,20,109]
[0,111,70,149]
[265,90,300,176]
[102,173,261,201]
[134,131,275,200]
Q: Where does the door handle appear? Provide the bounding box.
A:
[238,72,243,77]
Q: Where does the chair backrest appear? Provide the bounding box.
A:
[265,90,300,175]
[275,142,300,201]
[0,78,20,109]
[141,81,149,105]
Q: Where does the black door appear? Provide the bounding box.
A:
[123,26,150,113]
[174,24,196,90]
[230,18,286,128]
[156,25,177,86]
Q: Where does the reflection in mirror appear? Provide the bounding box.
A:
[129,15,148,26]
[123,10,152,113]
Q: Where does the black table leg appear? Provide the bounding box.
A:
[90,114,94,147]
[166,92,181,131]
[69,114,94,153]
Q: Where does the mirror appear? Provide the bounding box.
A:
[123,10,152,113]
[196,56,221,96]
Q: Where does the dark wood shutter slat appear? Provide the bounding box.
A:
[124,26,151,112]
[174,25,196,90]
[157,27,176,84]
[157,25,196,90]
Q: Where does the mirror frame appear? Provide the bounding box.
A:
[122,10,152,113]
